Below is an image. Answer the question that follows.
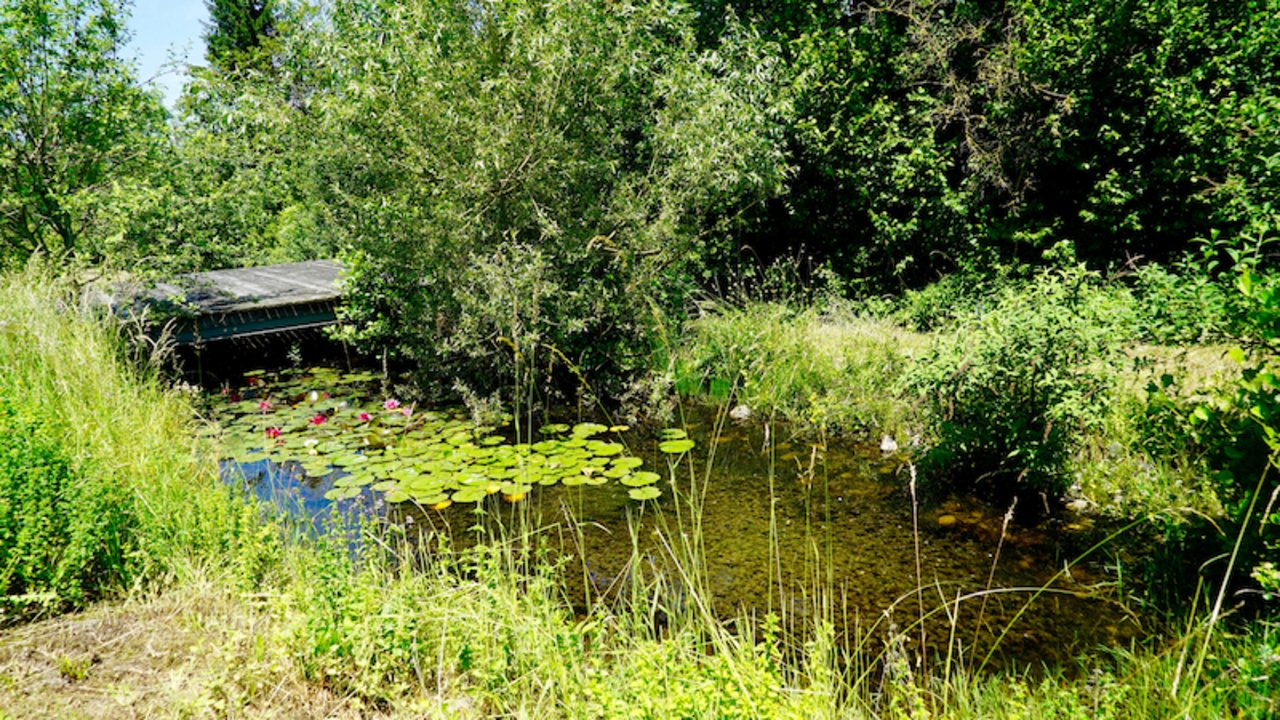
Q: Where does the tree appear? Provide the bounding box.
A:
[0,0,164,264]
[203,0,277,74]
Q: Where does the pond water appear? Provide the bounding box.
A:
[209,366,1145,671]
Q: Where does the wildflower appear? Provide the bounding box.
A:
[310,414,327,426]
[358,412,372,422]
[265,427,282,439]
[384,399,400,411]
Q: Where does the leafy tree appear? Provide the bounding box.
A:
[0,0,165,264]
[203,0,277,74]
[272,0,792,399]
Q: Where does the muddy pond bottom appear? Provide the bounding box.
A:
[211,367,1144,672]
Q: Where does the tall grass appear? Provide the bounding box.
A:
[0,267,243,615]
[672,300,923,437]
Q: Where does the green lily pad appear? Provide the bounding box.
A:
[588,441,624,456]
[572,422,608,438]
[325,486,362,501]
[539,423,570,435]
[332,453,369,467]
[452,486,489,504]
[611,457,644,470]
[628,486,662,501]
[658,428,688,441]
[659,439,696,454]
[621,471,661,487]
[415,492,453,507]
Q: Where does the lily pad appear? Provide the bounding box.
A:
[325,486,362,501]
[587,441,624,457]
[658,439,696,454]
[628,486,662,501]
[658,428,688,441]
[621,471,661,487]
[571,422,608,438]
[452,486,489,504]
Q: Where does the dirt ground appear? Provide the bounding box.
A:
[0,586,392,720]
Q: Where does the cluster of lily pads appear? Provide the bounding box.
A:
[206,367,695,508]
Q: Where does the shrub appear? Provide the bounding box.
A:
[0,395,135,615]
[907,265,1135,501]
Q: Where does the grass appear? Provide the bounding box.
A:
[0,266,244,616]
[670,299,925,439]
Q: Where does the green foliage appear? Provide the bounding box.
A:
[0,394,134,614]
[0,268,244,615]
[203,0,277,74]
[0,0,166,264]
[673,300,919,435]
[283,0,791,399]
[908,264,1136,499]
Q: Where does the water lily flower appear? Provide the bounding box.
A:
[246,377,260,386]
[401,407,413,418]
[265,427,282,439]
[358,411,372,422]
[384,399,400,411]
[258,399,273,412]
[310,414,327,425]
[308,390,320,402]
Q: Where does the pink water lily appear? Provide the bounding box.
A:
[310,414,328,426]
[265,427,282,439]
[401,407,413,418]
[358,411,372,422]
[384,399,400,411]
[258,399,274,411]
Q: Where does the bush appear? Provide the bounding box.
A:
[0,395,135,614]
[907,265,1135,500]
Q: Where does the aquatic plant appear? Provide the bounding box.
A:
[208,368,661,507]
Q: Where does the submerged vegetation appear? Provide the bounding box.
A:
[2,0,1280,716]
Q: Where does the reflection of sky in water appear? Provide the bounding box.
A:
[221,456,375,542]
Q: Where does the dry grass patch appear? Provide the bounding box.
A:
[0,581,409,720]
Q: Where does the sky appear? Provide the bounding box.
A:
[124,0,209,108]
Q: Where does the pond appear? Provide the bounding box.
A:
[207,365,1145,672]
